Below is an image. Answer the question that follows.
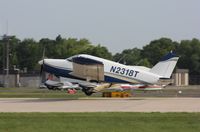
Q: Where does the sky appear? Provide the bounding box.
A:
[0,0,199,54]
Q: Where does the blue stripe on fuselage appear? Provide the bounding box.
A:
[44,64,132,83]
[104,76,131,83]
[43,64,72,78]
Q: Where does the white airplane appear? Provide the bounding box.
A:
[39,52,179,95]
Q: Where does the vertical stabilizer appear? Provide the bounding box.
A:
[150,52,179,78]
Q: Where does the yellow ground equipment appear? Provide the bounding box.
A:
[102,91,131,98]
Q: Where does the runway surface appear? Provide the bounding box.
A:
[0,97,200,112]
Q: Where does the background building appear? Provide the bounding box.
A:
[172,69,189,86]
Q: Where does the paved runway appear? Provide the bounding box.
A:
[0,98,200,112]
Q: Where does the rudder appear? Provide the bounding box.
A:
[149,52,179,78]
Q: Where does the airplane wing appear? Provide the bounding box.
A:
[70,56,105,82]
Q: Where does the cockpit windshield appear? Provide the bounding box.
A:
[66,55,78,62]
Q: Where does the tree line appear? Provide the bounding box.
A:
[0,35,200,76]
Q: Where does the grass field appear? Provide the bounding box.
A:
[0,86,200,98]
[0,112,200,132]
[0,87,90,98]
[1,88,200,131]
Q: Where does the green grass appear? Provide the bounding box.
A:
[1,86,200,98]
[0,112,200,132]
[0,87,95,98]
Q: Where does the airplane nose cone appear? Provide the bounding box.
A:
[39,59,72,69]
[38,58,73,77]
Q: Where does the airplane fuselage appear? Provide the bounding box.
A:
[42,54,161,84]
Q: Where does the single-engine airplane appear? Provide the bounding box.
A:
[39,52,179,95]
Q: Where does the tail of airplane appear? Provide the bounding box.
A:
[149,52,179,78]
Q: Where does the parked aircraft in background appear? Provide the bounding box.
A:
[107,84,164,91]
[39,52,179,95]
[43,75,80,94]
[45,79,79,89]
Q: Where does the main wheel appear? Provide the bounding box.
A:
[82,88,94,96]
